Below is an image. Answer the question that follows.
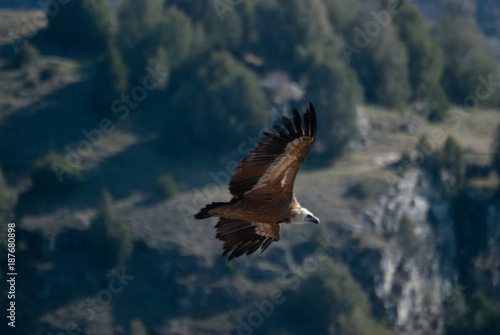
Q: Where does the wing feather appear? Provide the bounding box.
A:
[215,219,280,260]
[304,112,311,137]
[293,109,304,136]
[273,126,294,141]
[281,116,297,136]
[229,103,317,198]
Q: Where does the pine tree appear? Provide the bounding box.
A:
[89,42,129,114]
[349,7,411,108]
[157,6,196,69]
[385,0,449,112]
[85,191,134,271]
[436,0,500,107]
[305,60,362,164]
[117,1,198,84]
[253,0,340,76]
[117,0,165,82]
[442,136,464,186]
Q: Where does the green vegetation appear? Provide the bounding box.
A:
[45,0,113,50]
[116,0,165,82]
[390,1,442,98]
[155,174,178,199]
[393,151,414,176]
[435,0,500,108]
[321,0,361,34]
[382,0,450,120]
[349,4,411,109]
[442,136,465,186]
[117,0,199,84]
[84,191,134,271]
[37,0,499,163]
[158,6,199,70]
[426,88,451,122]
[306,61,362,163]
[163,51,267,156]
[415,135,434,161]
[416,135,465,186]
[89,41,129,113]
[452,191,488,276]
[446,292,500,335]
[31,153,81,196]
[168,0,250,52]
[276,259,393,335]
[345,180,373,200]
[11,43,60,82]
[12,42,41,69]
[445,128,500,334]
[254,0,340,75]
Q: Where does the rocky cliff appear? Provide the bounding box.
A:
[353,168,500,335]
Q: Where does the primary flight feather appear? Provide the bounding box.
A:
[195,102,319,260]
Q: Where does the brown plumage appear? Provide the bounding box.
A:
[195,102,319,260]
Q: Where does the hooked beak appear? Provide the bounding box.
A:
[310,216,320,224]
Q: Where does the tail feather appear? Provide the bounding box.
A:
[194,202,227,219]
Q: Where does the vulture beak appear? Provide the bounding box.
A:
[310,216,320,224]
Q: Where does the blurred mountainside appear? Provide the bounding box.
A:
[0,0,500,334]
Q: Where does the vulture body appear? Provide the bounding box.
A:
[195,103,319,260]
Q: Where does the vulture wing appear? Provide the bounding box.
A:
[229,103,317,198]
[215,218,280,260]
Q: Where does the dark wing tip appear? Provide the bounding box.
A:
[293,109,304,136]
[272,126,293,141]
[280,106,316,140]
[281,114,297,137]
[228,103,317,198]
[260,237,274,253]
[305,102,317,139]
[216,220,279,261]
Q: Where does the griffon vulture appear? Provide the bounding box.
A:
[195,103,319,260]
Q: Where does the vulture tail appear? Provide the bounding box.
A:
[194,202,228,219]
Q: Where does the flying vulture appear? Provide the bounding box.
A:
[195,103,319,260]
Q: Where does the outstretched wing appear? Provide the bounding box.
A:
[215,218,280,260]
[229,102,316,198]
